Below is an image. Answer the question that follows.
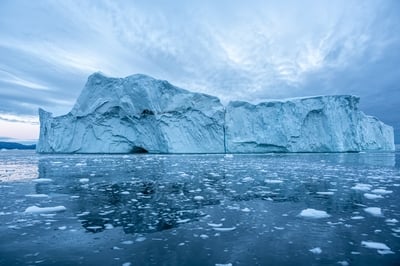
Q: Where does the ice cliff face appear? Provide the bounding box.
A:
[225,96,394,152]
[37,73,395,153]
[37,73,225,153]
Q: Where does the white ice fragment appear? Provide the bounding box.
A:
[385,218,398,223]
[242,177,254,182]
[337,261,349,266]
[122,262,131,266]
[58,226,67,230]
[121,191,130,195]
[264,179,283,184]
[25,194,49,198]
[136,237,146,242]
[24,206,66,213]
[79,178,89,183]
[200,234,209,239]
[317,192,334,195]
[377,250,395,255]
[177,219,190,224]
[241,208,251,212]
[32,178,53,183]
[194,196,204,201]
[351,184,371,191]
[213,227,236,232]
[121,240,134,245]
[215,264,232,266]
[371,189,392,195]
[364,207,383,217]
[361,241,390,250]
[105,223,114,229]
[364,193,383,200]
[207,223,223,227]
[299,208,330,219]
[351,216,365,220]
[309,247,322,254]
[75,163,86,167]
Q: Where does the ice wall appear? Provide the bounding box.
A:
[37,73,395,153]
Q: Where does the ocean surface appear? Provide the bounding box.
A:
[0,150,399,266]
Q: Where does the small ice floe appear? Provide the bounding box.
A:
[194,196,204,201]
[136,237,146,242]
[79,178,89,183]
[105,223,114,229]
[351,216,365,220]
[207,223,223,227]
[24,206,66,214]
[58,226,67,230]
[224,154,234,158]
[177,219,191,224]
[309,247,322,254]
[385,218,398,224]
[215,264,232,266]
[122,262,131,266]
[241,208,251,212]
[242,177,254,182]
[121,240,134,245]
[337,261,349,266]
[363,193,383,200]
[213,227,236,232]
[32,178,53,183]
[120,191,130,195]
[361,241,392,254]
[371,189,392,195]
[364,207,383,217]
[264,179,283,184]
[75,163,87,167]
[351,183,372,191]
[299,208,330,219]
[76,211,90,217]
[25,194,49,198]
[200,234,209,239]
[316,192,334,195]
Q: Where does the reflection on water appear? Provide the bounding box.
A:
[0,151,399,265]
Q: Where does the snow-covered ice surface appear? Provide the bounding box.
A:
[0,150,399,265]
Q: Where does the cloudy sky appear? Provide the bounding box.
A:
[0,0,399,143]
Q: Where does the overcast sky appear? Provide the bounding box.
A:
[0,0,399,142]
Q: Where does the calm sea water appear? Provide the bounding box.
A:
[0,150,399,266]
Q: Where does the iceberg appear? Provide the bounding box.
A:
[37,72,395,153]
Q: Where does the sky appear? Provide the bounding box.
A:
[0,0,399,143]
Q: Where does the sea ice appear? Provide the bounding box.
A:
[371,189,392,195]
[309,247,322,254]
[364,207,383,217]
[351,184,372,191]
[24,206,66,213]
[299,208,330,219]
[361,241,390,250]
[32,178,53,183]
[25,194,49,198]
[363,193,384,200]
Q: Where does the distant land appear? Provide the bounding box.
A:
[0,141,36,150]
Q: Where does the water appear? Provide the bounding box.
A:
[0,150,399,266]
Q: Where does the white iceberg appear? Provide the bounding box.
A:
[37,73,395,153]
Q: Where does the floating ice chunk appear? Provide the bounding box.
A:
[351,216,365,220]
[208,223,223,227]
[194,196,204,201]
[215,264,232,266]
[351,184,371,191]
[317,192,334,195]
[200,234,209,239]
[371,189,392,195]
[309,247,322,254]
[121,191,130,195]
[299,208,330,219]
[121,240,134,245]
[177,219,191,224]
[105,223,114,229]
[213,227,236,232]
[58,226,67,230]
[32,178,53,183]
[122,263,132,266]
[364,193,383,200]
[25,194,49,198]
[79,178,89,183]
[337,261,349,266]
[241,208,251,212]
[364,207,383,217]
[361,241,390,250]
[224,154,234,158]
[75,163,87,167]
[24,205,66,213]
[377,250,395,255]
[385,218,398,223]
[264,179,283,184]
[136,237,146,242]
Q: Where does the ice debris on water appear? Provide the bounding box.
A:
[371,188,392,195]
[309,247,322,254]
[299,208,330,219]
[361,241,392,253]
[32,178,53,183]
[212,227,236,232]
[364,207,383,217]
[215,264,232,266]
[24,206,66,213]
[363,193,383,200]
[351,184,371,191]
[25,194,49,198]
[194,196,204,201]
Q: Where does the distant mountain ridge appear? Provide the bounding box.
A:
[0,141,36,150]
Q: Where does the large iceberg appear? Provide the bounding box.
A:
[37,73,395,153]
